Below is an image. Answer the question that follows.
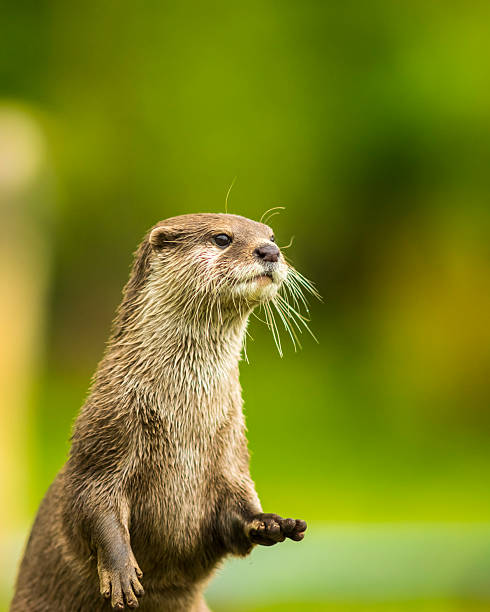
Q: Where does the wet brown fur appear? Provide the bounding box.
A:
[11,214,307,612]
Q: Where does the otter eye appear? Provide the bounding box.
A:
[213,233,232,248]
[270,235,275,242]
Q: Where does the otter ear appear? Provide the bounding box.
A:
[149,225,184,250]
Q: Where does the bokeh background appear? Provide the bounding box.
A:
[1,2,490,611]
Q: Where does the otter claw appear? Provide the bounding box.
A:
[98,564,144,609]
[249,513,307,546]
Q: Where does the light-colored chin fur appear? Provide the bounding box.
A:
[231,277,280,303]
[227,261,288,305]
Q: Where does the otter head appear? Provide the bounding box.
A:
[116,212,317,353]
[148,213,289,313]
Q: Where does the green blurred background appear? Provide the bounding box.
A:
[1,1,490,611]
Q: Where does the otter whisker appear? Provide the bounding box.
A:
[279,298,304,348]
[275,295,304,334]
[288,267,322,301]
[252,310,270,325]
[242,328,250,364]
[259,206,285,225]
[276,293,311,324]
[271,299,301,351]
[284,274,310,312]
[224,177,237,214]
[280,235,295,250]
[263,301,283,357]
[276,294,319,343]
[282,275,305,312]
[262,211,281,225]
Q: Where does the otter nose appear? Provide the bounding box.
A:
[254,243,280,263]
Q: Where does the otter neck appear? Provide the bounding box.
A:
[104,294,251,401]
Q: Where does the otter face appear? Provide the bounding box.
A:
[149,213,289,309]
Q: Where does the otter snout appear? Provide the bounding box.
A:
[254,243,280,263]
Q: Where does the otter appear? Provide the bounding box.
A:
[11,213,314,612]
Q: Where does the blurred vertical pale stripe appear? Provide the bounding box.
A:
[0,106,51,598]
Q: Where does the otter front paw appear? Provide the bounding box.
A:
[98,559,144,610]
[248,513,307,546]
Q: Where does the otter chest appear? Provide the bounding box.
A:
[130,427,227,571]
[133,403,230,519]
